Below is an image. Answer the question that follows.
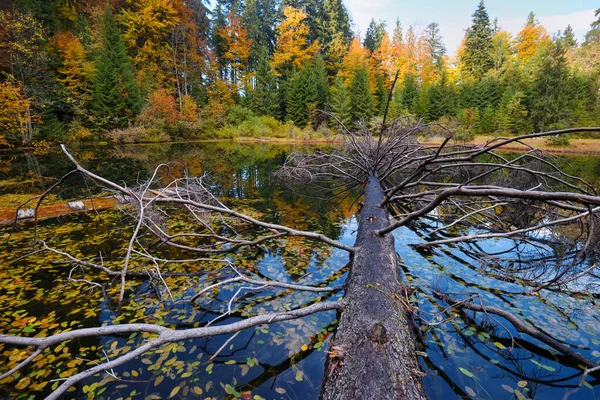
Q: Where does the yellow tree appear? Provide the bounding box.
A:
[514,12,551,64]
[0,81,34,146]
[52,32,95,106]
[417,33,437,85]
[272,6,319,76]
[372,33,396,84]
[218,11,252,91]
[337,37,370,83]
[120,0,179,90]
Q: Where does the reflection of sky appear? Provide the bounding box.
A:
[392,223,600,400]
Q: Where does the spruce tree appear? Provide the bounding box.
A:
[462,1,493,80]
[375,74,387,116]
[400,74,418,113]
[349,67,374,126]
[329,77,352,128]
[530,41,569,130]
[313,54,329,112]
[91,8,140,130]
[363,19,387,53]
[286,66,317,127]
[425,22,446,69]
[253,46,278,117]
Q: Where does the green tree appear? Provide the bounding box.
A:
[400,74,419,113]
[91,8,141,130]
[329,77,351,127]
[425,22,445,69]
[462,1,493,80]
[313,53,329,112]
[349,67,374,126]
[558,25,578,50]
[253,46,278,116]
[583,8,600,45]
[363,19,386,53]
[530,41,569,130]
[286,66,318,127]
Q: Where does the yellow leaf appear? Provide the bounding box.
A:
[192,386,203,395]
[301,344,308,351]
[154,375,164,387]
[168,385,180,399]
[15,377,31,390]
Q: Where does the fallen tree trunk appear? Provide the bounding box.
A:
[320,175,427,399]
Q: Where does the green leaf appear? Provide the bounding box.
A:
[225,384,241,397]
[459,367,475,378]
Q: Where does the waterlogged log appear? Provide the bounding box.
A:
[320,175,426,400]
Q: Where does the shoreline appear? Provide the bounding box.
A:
[2,136,600,156]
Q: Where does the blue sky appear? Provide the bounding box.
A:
[344,0,598,56]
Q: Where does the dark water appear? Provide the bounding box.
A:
[0,142,598,400]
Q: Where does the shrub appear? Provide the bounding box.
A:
[227,106,254,126]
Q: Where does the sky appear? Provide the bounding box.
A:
[343,0,598,56]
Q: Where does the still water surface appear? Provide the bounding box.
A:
[0,141,599,399]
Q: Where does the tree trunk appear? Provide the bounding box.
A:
[320,175,426,400]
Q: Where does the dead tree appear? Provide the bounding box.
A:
[1,123,600,399]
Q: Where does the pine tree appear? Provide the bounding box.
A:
[530,41,569,130]
[424,22,445,69]
[375,73,387,116]
[363,19,386,53]
[329,77,352,127]
[558,25,578,51]
[462,1,493,80]
[400,74,418,113]
[286,66,317,127]
[349,67,374,126]
[584,8,600,45]
[91,8,140,130]
[313,53,329,112]
[253,46,278,116]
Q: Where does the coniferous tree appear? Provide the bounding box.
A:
[286,66,318,127]
[462,1,493,80]
[559,25,578,50]
[363,19,387,53]
[91,8,140,130]
[349,67,374,126]
[253,46,278,116]
[530,41,569,130]
[329,77,352,127]
[584,8,600,45]
[375,73,387,116]
[400,74,419,113]
[425,22,445,69]
[313,53,329,112]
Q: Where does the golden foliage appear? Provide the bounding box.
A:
[272,6,319,75]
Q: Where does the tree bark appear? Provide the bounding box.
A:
[320,175,427,400]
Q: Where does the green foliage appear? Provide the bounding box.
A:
[462,1,494,80]
[227,105,256,125]
[329,77,352,128]
[253,46,279,117]
[286,66,318,127]
[91,9,141,131]
[349,67,374,127]
[530,41,569,131]
[363,18,386,52]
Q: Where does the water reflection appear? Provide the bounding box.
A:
[0,142,598,399]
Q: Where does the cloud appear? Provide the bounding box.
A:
[344,4,596,57]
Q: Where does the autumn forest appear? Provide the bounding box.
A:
[0,0,599,147]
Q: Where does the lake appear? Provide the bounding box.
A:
[0,141,599,399]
